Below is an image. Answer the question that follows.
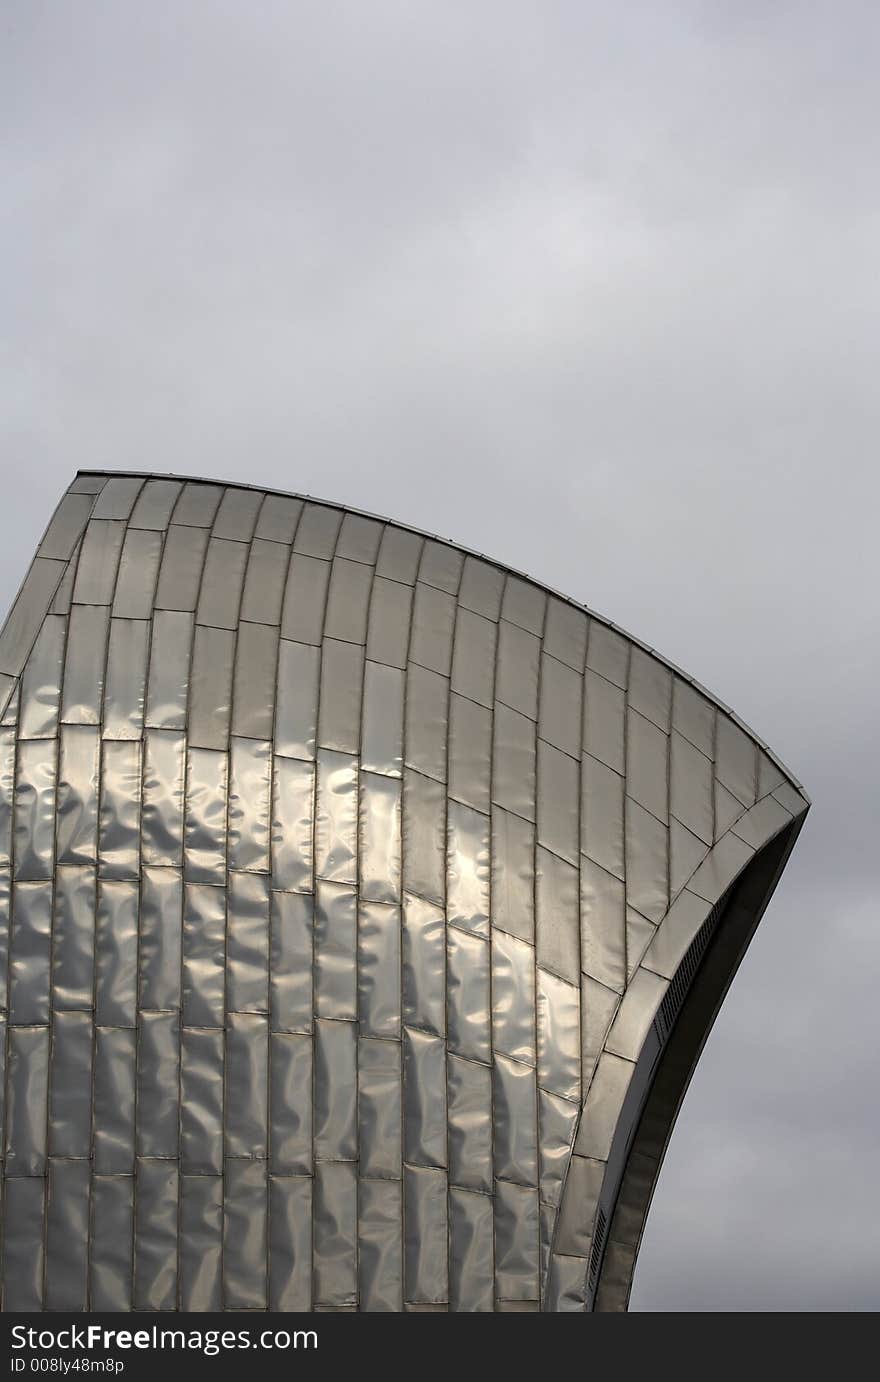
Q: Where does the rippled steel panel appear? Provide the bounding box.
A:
[0,471,809,1311]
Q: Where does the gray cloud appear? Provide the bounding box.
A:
[2,1,878,1309]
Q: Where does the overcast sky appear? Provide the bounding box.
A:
[2,2,878,1310]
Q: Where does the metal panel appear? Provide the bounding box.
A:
[670,728,714,845]
[315,750,357,885]
[447,801,490,937]
[451,608,496,708]
[196,537,248,629]
[46,1160,90,1309]
[375,524,422,584]
[19,613,65,739]
[153,524,209,612]
[583,668,625,774]
[9,879,52,1021]
[211,486,263,541]
[448,693,492,814]
[458,555,505,620]
[95,880,138,1026]
[71,519,126,604]
[90,1176,134,1310]
[52,863,95,1009]
[672,676,716,757]
[49,1011,93,1155]
[450,1187,494,1312]
[189,624,234,750]
[6,1023,49,1172]
[38,490,96,560]
[137,1012,180,1157]
[625,796,669,924]
[129,479,182,531]
[543,597,588,672]
[366,575,412,669]
[586,622,629,689]
[14,739,57,881]
[405,663,448,782]
[358,771,402,903]
[402,769,445,906]
[496,619,540,719]
[228,1189,286,1309]
[403,1025,447,1166]
[410,582,456,677]
[142,729,185,866]
[447,1052,492,1193]
[358,901,401,1036]
[501,576,546,635]
[493,1051,538,1185]
[270,890,313,1034]
[537,739,579,864]
[535,846,579,984]
[98,739,142,880]
[419,538,463,594]
[314,1161,357,1306]
[254,492,302,544]
[716,713,758,807]
[404,1165,448,1305]
[145,609,193,731]
[226,869,270,1013]
[315,880,357,1020]
[180,1176,223,1310]
[0,557,67,678]
[492,927,536,1064]
[402,891,446,1037]
[314,1017,357,1161]
[270,1033,312,1172]
[91,475,143,519]
[325,555,372,643]
[626,707,669,824]
[93,1025,136,1172]
[446,926,490,1063]
[225,1013,268,1158]
[539,652,582,758]
[281,554,331,645]
[581,752,625,879]
[294,503,342,559]
[536,966,581,1101]
[172,481,224,528]
[60,604,110,725]
[269,1175,312,1310]
[182,882,226,1027]
[358,1037,401,1178]
[492,702,536,822]
[103,617,150,739]
[491,807,535,944]
[359,1177,403,1312]
[240,538,290,625]
[228,736,272,872]
[3,1177,46,1309]
[361,660,404,777]
[318,639,364,753]
[495,1178,540,1302]
[275,639,320,760]
[134,1160,178,1309]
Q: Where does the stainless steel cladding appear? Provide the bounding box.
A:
[0,472,809,1312]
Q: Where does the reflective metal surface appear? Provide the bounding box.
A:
[0,471,809,1312]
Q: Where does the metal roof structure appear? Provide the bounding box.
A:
[0,471,808,1310]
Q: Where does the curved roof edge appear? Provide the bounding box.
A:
[70,467,809,802]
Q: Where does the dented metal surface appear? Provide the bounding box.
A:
[0,471,808,1311]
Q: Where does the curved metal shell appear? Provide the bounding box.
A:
[0,471,808,1311]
